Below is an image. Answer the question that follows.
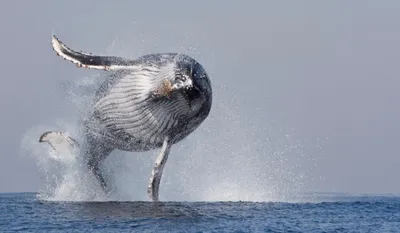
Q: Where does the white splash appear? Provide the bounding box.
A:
[19,33,316,203]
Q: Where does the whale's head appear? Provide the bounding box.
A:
[170,54,212,114]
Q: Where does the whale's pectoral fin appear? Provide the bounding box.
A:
[147,136,172,202]
[51,34,138,71]
[82,134,114,194]
[39,131,80,156]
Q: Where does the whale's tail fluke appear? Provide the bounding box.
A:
[39,131,80,161]
[51,35,138,71]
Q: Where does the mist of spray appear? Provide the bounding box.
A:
[20,32,316,202]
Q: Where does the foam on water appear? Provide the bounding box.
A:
[19,34,316,203]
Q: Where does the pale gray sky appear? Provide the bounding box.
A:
[1,1,400,197]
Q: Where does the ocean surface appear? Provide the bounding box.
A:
[1,192,400,232]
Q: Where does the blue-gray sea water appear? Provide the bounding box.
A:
[1,192,400,232]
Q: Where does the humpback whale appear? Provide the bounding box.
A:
[40,35,212,201]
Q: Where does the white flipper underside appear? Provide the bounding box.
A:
[147,136,171,202]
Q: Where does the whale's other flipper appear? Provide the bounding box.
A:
[39,131,80,163]
[51,35,139,71]
[148,136,171,202]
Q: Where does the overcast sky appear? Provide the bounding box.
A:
[1,1,400,198]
